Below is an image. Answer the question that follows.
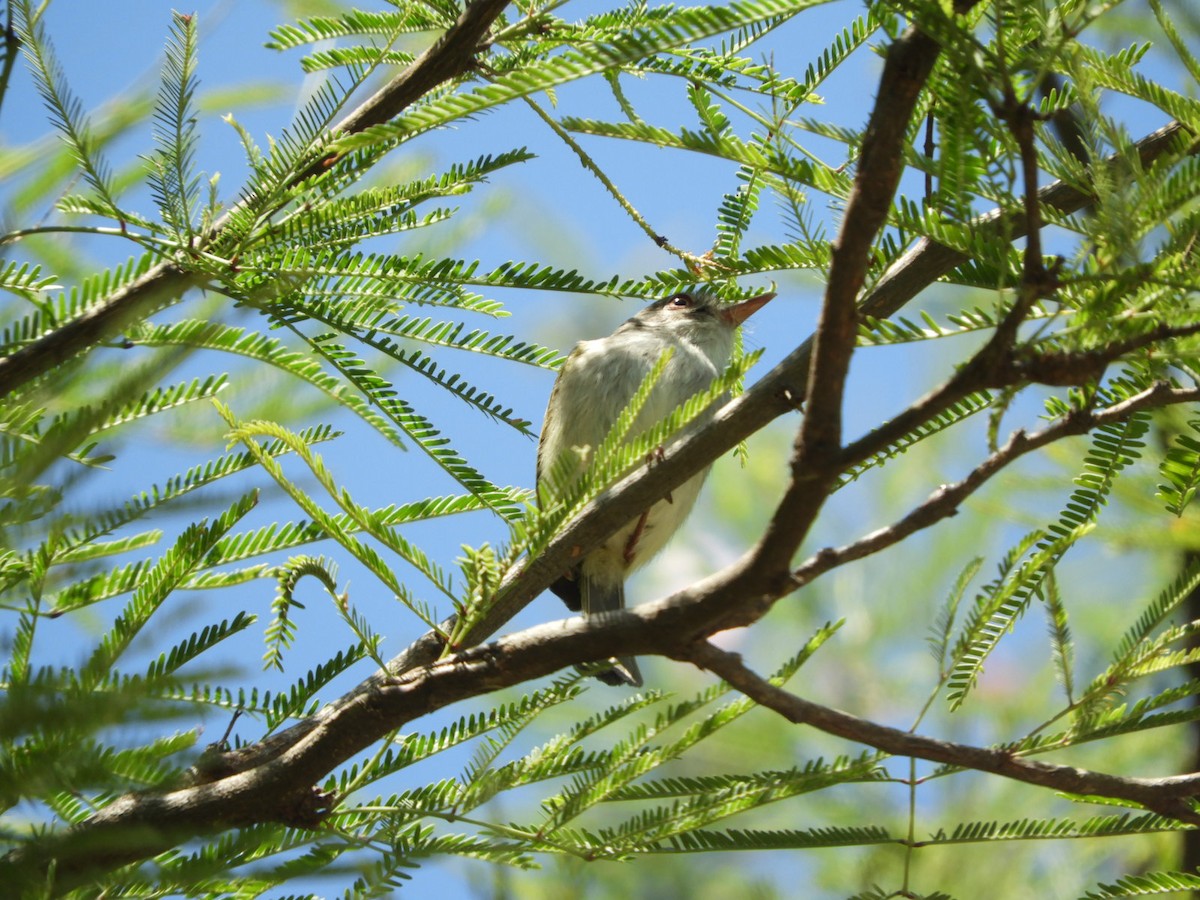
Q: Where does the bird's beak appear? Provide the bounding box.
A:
[721,291,775,326]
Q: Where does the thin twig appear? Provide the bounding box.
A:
[518,91,695,261]
[800,383,1200,586]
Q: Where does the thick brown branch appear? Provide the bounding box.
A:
[688,642,1200,824]
[757,2,984,575]
[0,263,199,395]
[0,603,739,890]
[308,0,511,169]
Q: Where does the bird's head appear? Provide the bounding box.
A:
[630,289,775,358]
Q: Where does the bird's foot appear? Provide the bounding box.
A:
[624,509,651,564]
[645,446,672,503]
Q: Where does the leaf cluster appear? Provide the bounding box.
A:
[3,0,1200,896]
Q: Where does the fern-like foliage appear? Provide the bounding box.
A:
[1083,870,1200,898]
[5,0,1200,895]
[13,0,125,224]
[1157,418,1200,516]
[146,12,205,245]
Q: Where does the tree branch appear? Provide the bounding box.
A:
[168,117,1198,814]
[0,0,512,399]
[753,4,982,573]
[686,642,1200,824]
[841,317,1200,475]
[802,382,1200,585]
[11,368,1200,893]
[8,11,1197,889]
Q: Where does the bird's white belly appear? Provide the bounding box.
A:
[579,468,707,585]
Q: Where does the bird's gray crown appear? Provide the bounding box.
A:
[620,290,724,332]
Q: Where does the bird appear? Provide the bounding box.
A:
[536,288,775,686]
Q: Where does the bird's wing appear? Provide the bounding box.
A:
[538,347,589,610]
[536,343,589,499]
[537,346,581,479]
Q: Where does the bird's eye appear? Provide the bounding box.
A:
[668,293,693,308]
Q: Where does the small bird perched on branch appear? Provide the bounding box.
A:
[537,289,775,686]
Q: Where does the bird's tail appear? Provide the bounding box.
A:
[581,564,643,688]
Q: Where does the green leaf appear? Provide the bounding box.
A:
[334,0,833,154]
[147,11,203,244]
[15,0,125,222]
[82,490,258,685]
[1157,420,1200,516]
